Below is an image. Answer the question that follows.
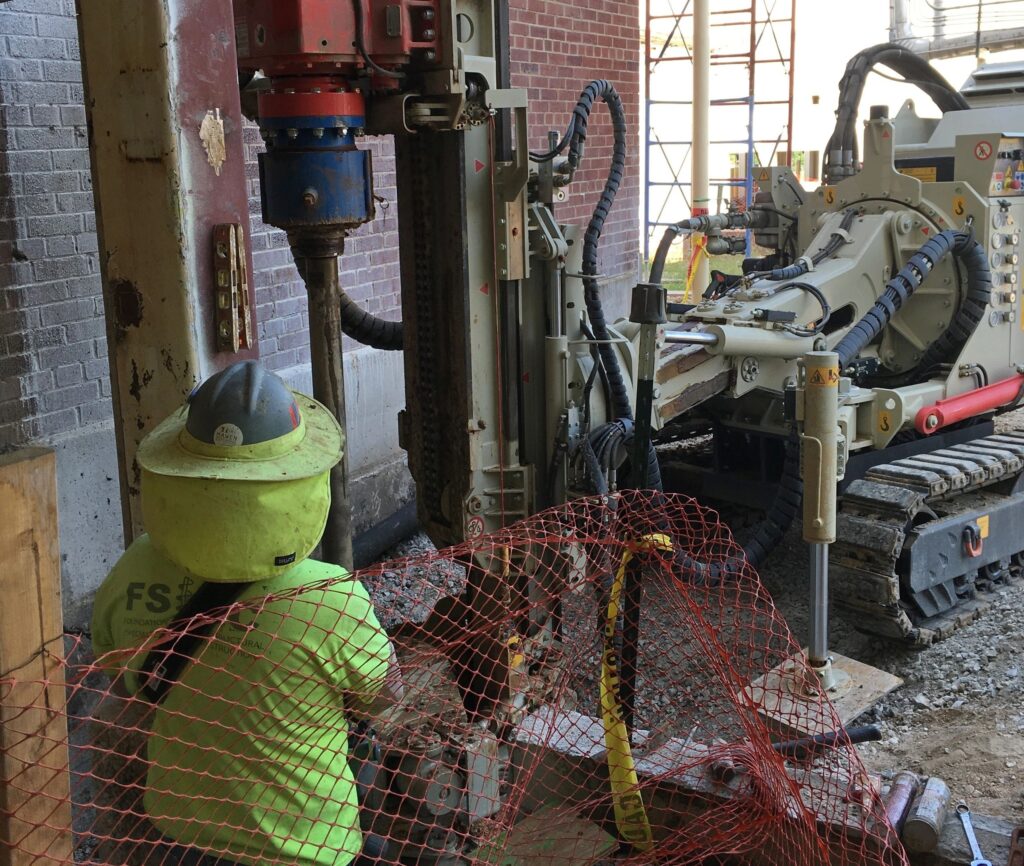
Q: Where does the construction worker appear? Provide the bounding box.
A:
[92,360,403,866]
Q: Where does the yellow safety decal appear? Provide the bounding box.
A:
[977,515,990,539]
[757,168,771,183]
[952,195,967,218]
[822,186,837,205]
[806,366,840,388]
[877,411,893,434]
[898,165,938,183]
[600,533,671,851]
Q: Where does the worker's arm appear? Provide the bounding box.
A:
[346,642,405,720]
[325,580,406,719]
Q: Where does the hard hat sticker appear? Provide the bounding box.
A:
[213,423,245,446]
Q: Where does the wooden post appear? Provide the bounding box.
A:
[0,448,72,864]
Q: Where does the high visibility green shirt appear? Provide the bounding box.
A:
[91,534,391,866]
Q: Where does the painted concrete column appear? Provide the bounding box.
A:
[692,0,711,293]
[78,0,257,540]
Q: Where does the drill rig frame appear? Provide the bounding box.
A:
[648,51,1024,646]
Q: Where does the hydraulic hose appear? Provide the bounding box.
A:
[824,44,968,183]
[561,80,665,494]
[587,420,664,493]
[339,291,403,350]
[834,229,965,368]
[891,237,991,382]
[648,223,684,286]
[745,230,979,569]
[741,433,803,568]
[573,80,634,423]
[764,209,857,280]
[295,250,404,352]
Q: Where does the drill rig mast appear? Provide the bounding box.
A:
[234,1,646,556]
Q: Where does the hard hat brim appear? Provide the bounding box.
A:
[138,391,343,481]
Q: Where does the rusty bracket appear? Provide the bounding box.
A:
[213,223,253,352]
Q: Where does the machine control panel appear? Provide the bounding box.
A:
[988,204,1022,325]
[988,137,1024,195]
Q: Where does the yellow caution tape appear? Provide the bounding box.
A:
[600,532,672,851]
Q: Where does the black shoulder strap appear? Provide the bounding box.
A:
[138,580,249,705]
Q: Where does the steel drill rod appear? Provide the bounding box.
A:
[301,255,354,570]
[809,541,829,667]
[771,723,882,761]
[884,772,922,834]
[621,322,660,736]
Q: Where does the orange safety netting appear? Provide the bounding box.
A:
[2,491,907,866]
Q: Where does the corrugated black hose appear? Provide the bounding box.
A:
[339,291,403,350]
[550,80,663,494]
[296,257,403,351]
[574,80,634,424]
[824,44,969,183]
[884,234,991,384]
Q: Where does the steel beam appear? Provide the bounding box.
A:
[78,0,257,540]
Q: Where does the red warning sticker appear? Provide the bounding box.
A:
[475,159,486,173]
[974,140,993,160]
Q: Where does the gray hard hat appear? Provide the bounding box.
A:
[186,361,300,447]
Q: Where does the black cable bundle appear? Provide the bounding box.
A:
[539,80,666,496]
[823,43,968,184]
[834,229,965,368]
[572,81,634,424]
[885,236,991,384]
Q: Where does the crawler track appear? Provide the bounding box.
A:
[832,431,1024,646]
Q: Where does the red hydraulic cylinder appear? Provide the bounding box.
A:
[915,373,1024,435]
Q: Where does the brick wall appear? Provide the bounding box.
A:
[0,0,403,445]
[0,0,106,446]
[510,0,641,285]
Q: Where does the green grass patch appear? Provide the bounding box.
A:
[648,254,743,300]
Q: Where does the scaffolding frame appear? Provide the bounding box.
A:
[644,0,797,260]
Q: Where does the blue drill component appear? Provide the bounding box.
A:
[258,110,374,231]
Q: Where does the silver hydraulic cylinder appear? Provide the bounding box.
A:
[663,326,816,359]
[799,351,840,673]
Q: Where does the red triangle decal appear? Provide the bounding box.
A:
[921,226,930,234]
[480,282,489,294]
[882,130,891,139]
[475,159,486,173]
